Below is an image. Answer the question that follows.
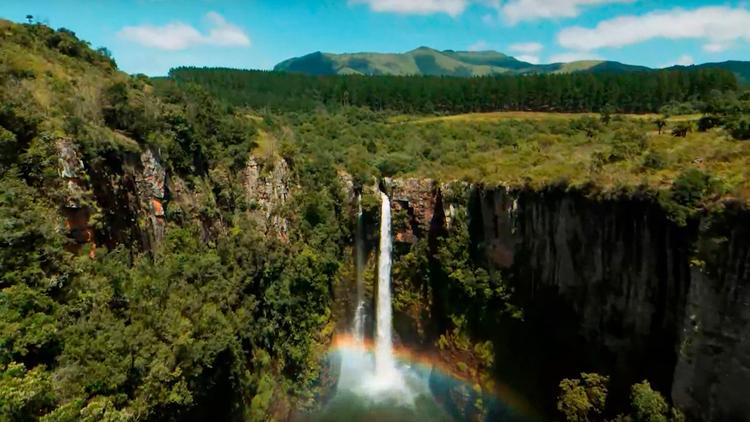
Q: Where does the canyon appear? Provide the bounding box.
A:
[56,142,750,420]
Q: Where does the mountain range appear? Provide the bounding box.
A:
[274,47,750,84]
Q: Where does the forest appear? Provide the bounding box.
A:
[166,66,738,114]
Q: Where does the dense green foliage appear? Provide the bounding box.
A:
[557,373,610,422]
[556,375,684,422]
[166,66,738,114]
[695,90,750,140]
[1,20,348,420]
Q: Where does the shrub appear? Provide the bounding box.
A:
[557,373,610,422]
[724,115,750,140]
[375,152,416,177]
[672,168,712,208]
[642,151,666,170]
[697,115,722,132]
[0,126,18,171]
[671,122,691,137]
[630,381,684,422]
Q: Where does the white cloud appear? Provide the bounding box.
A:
[509,42,543,54]
[350,0,469,17]
[558,6,750,51]
[481,13,496,25]
[468,40,490,51]
[118,12,250,50]
[548,51,602,63]
[516,54,540,64]
[502,0,633,24]
[703,42,731,53]
[352,0,624,22]
[675,54,695,66]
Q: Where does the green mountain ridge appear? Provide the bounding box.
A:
[273,47,750,82]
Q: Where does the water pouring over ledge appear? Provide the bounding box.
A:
[365,192,406,394]
[353,193,365,345]
[332,191,422,404]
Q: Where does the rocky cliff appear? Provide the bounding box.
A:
[56,140,293,253]
[55,140,749,420]
[672,203,750,421]
[369,180,750,421]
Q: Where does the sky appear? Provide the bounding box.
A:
[2,0,750,76]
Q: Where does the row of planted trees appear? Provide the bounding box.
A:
[166,66,739,115]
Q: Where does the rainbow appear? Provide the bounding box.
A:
[328,334,541,420]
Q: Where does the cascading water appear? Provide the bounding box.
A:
[353,194,365,344]
[325,190,444,417]
[374,192,396,379]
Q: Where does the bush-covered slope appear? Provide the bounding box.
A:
[0,19,348,421]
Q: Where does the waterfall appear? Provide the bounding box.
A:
[331,191,427,407]
[353,194,365,344]
[375,192,396,377]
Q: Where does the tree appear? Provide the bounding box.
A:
[724,114,750,140]
[655,118,667,134]
[25,15,33,24]
[557,373,610,422]
[671,122,690,137]
[600,104,615,125]
[630,381,684,422]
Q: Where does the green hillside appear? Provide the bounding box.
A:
[274,47,650,76]
[668,61,750,85]
[274,47,748,79]
[274,47,517,77]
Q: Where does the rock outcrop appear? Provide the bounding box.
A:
[56,139,168,253]
[243,156,292,237]
[384,177,440,243]
[134,148,167,248]
[56,138,96,256]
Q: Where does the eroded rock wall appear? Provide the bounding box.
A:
[672,204,750,421]
[55,141,296,253]
[243,156,292,237]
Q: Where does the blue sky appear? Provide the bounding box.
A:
[2,0,750,75]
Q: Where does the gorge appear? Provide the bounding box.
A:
[11,123,750,422]
[327,177,750,421]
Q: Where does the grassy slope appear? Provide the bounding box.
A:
[405,116,750,203]
[0,19,136,149]
[393,112,702,124]
[284,109,749,208]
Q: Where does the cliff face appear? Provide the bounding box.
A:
[477,189,693,413]
[672,204,750,421]
[379,181,750,421]
[55,142,749,420]
[242,156,292,237]
[56,141,292,253]
[56,139,168,253]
